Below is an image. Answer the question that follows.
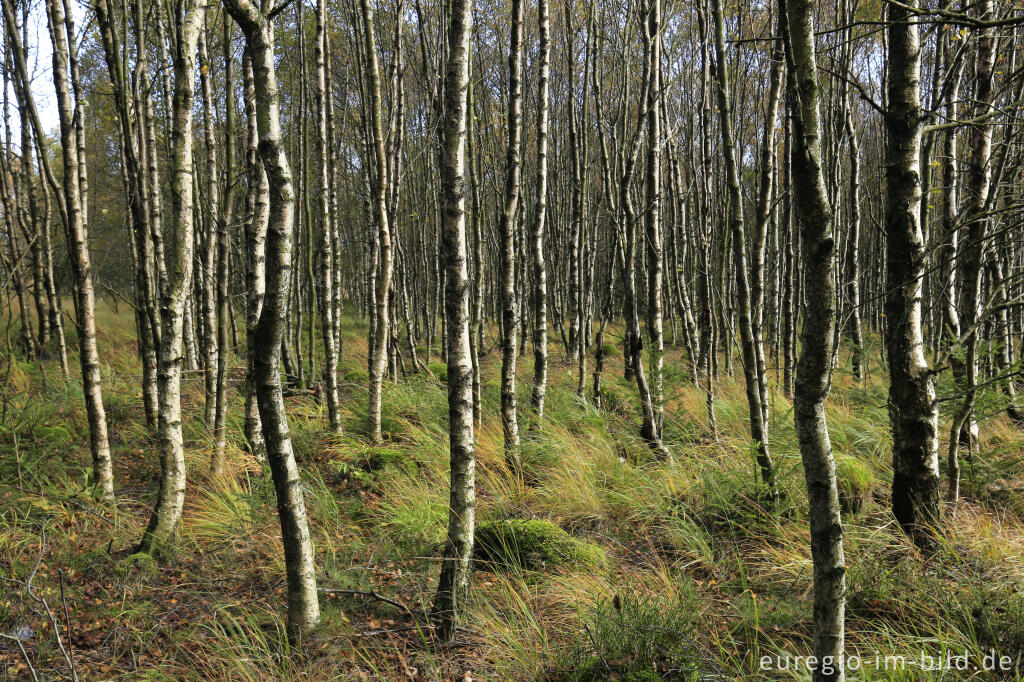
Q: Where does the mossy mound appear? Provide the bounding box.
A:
[115,552,158,579]
[474,519,606,571]
[427,362,448,382]
[343,369,368,384]
[835,454,874,513]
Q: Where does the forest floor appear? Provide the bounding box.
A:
[3,305,1024,680]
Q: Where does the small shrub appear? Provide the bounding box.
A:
[474,519,606,571]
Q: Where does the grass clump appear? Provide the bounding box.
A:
[427,361,448,382]
[474,519,607,571]
[343,369,368,384]
[557,589,703,681]
[362,447,417,475]
[835,453,874,513]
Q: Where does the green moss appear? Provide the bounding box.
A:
[474,519,606,571]
[835,454,874,513]
[343,369,368,384]
[427,361,448,382]
[116,552,158,579]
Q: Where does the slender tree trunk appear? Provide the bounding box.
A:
[316,0,342,434]
[139,0,207,553]
[644,0,665,434]
[884,0,941,550]
[243,53,269,463]
[711,0,777,497]
[199,31,221,438]
[213,20,236,469]
[948,0,995,502]
[360,0,394,445]
[844,110,863,382]
[432,0,476,639]
[783,0,846,677]
[224,0,321,638]
[15,0,115,502]
[530,0,550,421]
[499,0,524,471]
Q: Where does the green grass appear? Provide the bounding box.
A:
[3,302,1024,679]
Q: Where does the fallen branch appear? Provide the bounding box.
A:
[317,588,421,618]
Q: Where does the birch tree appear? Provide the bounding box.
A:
[224,0,321,636]
[783,0,846,676]
[432,0,476,638]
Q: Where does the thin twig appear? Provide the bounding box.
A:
[0,633,39,682]
[24,521,79,681]
[58,570,75,675]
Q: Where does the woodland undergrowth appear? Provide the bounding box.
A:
[2,305,1024,680]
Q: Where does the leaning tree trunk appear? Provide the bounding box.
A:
[784,0,847,677]
[432,0,476,640]
[884,0,941,551]
[224,0,321,638]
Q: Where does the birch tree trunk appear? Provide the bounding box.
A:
[224,0,321,637]
[948,0,995,502]
[26,0,115,502]
[139,0,207,554]
[199,30,221,438]
[783,0,846,676]
[499,0,524,471]
[432,0,476,639]
[360,0,394,445]
[644,0,664,434]
[711,0,777,498]
[884,0,941,551]
[214,20,236,469]
[316,0,342,434]
[243,53,269,463]
[530,0,550,422]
